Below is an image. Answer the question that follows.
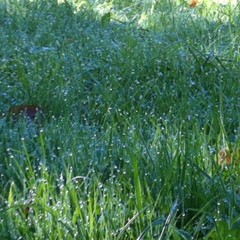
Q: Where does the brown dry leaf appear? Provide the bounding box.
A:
[189,0,199,7]
[218,147,240,165]
[6,105,44,125]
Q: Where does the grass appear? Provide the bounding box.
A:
[0,0,240,239]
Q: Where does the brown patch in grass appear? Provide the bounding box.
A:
[218,147,240,165]
[6,105,44,125]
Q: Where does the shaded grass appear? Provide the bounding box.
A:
[0,0,240,239]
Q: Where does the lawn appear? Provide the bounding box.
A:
[0,0,240,239]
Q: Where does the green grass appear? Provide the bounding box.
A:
[0,0,240,239]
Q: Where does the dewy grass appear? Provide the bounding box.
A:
[0,0,240,239]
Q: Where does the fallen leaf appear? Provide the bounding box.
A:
[189,0,199,7]
[218,147,240,164]
[6,105,44,125]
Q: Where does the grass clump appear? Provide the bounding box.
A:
[0,0,240,239]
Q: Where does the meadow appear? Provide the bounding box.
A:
[0,0,240,239]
